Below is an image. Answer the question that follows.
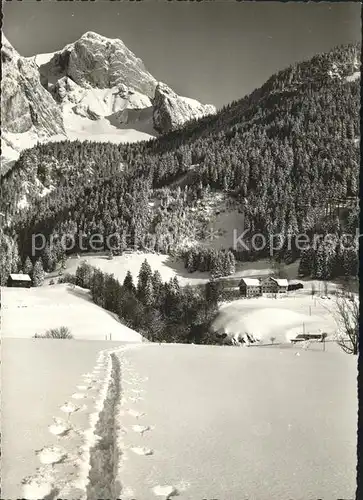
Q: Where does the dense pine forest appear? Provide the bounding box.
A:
[59,260,225,344]
[0,43,360,285]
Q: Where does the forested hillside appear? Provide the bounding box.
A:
[0,43,360,284]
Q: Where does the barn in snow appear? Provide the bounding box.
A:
[7,274,32,288]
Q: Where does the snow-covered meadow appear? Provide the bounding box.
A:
[1,342,357,499]
[52,251,299,287]
[1,284,141,341]
[53,252,212,286]
[212,295,339,344]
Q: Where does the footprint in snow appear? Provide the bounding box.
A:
[83,379,97,386]
[71,392,87,400]
[126,409,145,418]
[36,446,67,465]
[129,396,143,403]
[21,473,54,499]
[152,485,178,498]
[49,418,72,437]
[131,424,151,435]
[60,401,85,417]
[76,384,91,391]
[130,446,153,456]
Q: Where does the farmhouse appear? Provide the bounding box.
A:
[287,280,304,291]
[7,273,32,288]
[239,278,261,298]
[260,277,288,294]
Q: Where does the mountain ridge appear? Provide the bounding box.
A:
[1,31,216,170]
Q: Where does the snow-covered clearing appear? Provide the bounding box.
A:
[59,252,211,286]
[213,294,340,343]
[0,284,142,341]
[201,196,246,250]
[59,252,337,294]
[2,342,356,499]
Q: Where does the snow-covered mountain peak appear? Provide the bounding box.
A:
[39,31,157,97]
[2,32,217,169]
[78,31,125,45]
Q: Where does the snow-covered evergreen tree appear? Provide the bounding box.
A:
[123,270,136,295]
[137,259,153,303]
[23,256,33,276]
[32,258,45,287]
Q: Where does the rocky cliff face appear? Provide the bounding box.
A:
[1,31,216,169]
[39,31,157,98]
[1,35,65,136]
[153,82,216,134]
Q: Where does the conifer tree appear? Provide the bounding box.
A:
[42,243,56,272]
[32,258,45,287]
[23,256,33,276]
[11,244,21,273]
[137,259,153,303]
[123,270,136,295]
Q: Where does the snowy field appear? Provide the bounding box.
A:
[212,295,339,343]
[1,342,357,499]
[57,252,211,287]
[1,284,142,341]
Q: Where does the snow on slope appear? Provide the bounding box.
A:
[3,341,356,499]
[1,284,142,341]
[54,78,156,141]
[64,111,155,144]
[30,52,57,67]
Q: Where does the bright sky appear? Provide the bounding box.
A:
[3,0,361,108]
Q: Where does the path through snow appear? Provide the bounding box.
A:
[3,341,357,499]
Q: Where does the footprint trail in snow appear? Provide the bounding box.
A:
[48,418,72,437]
[36,446,68,465]
[152,485,178,498]
[130,446,154,456]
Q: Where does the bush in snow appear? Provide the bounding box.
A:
[34,326,73,339]
[333,294,359,355]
